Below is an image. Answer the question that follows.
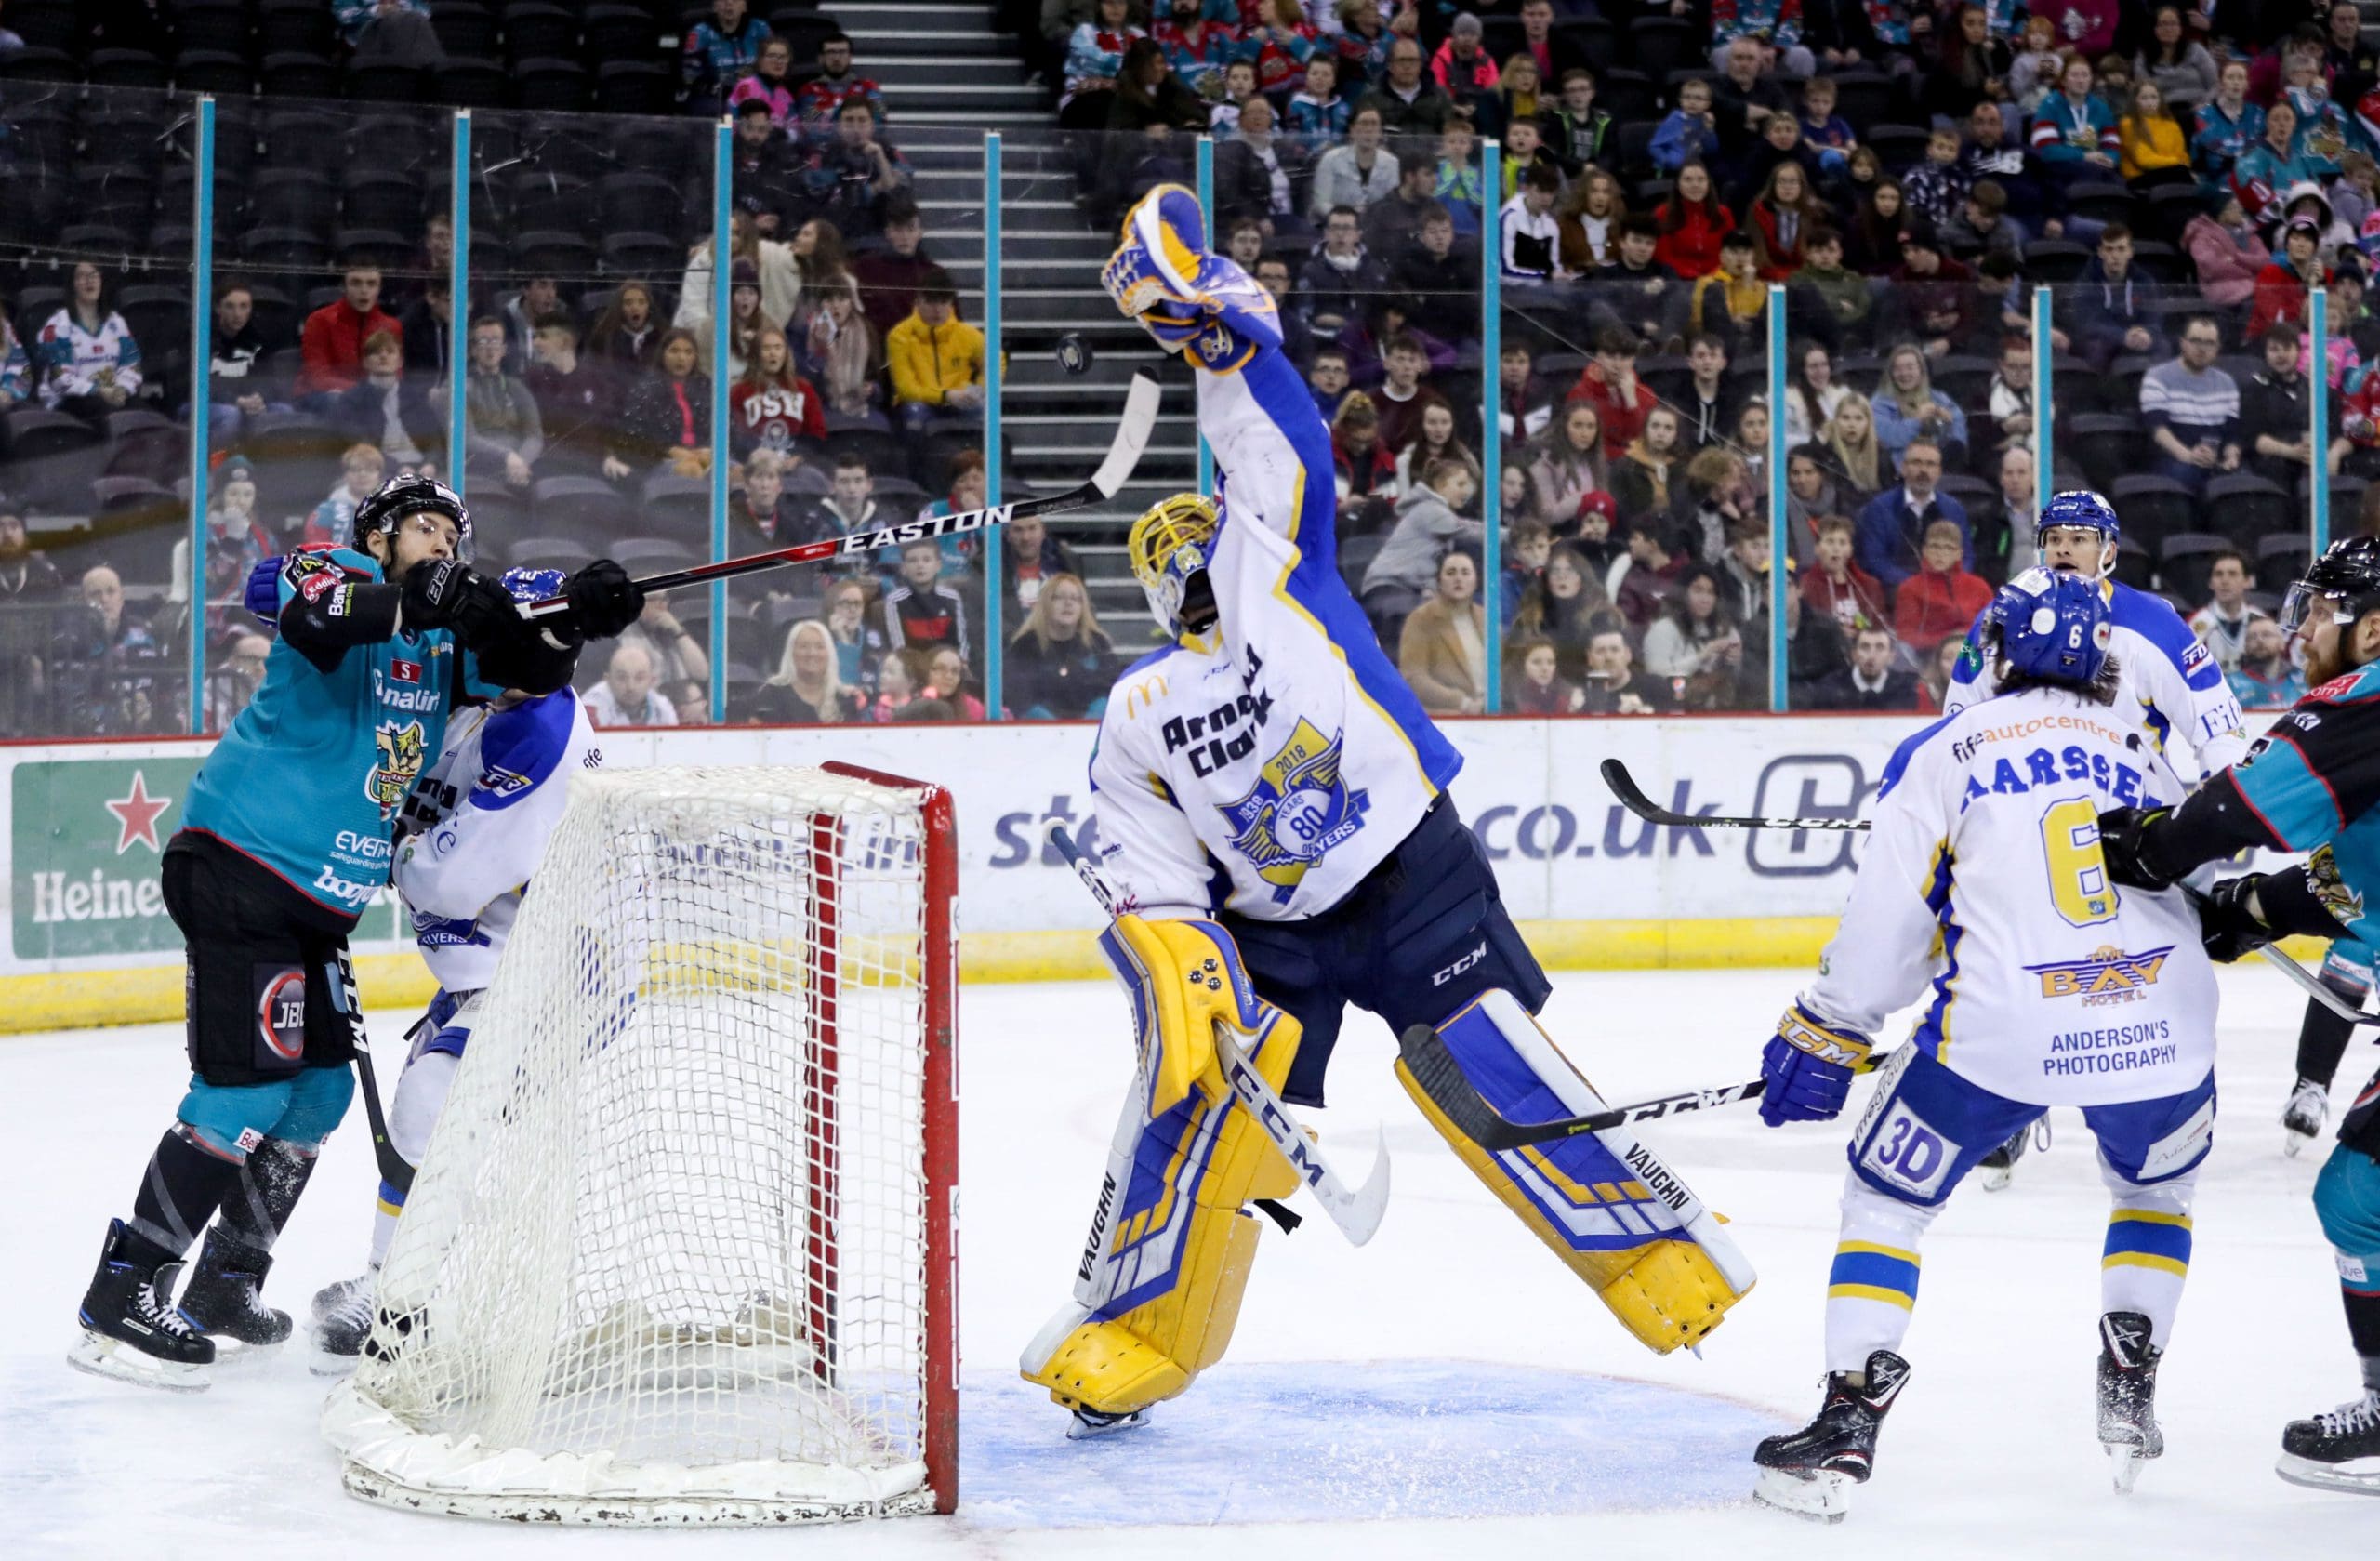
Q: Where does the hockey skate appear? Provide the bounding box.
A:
[2282,1078,2329,1158]
[2276,1388,2380,1494]
[1066,1406,1150,1440]
[176,1228,290,1364]
[67,1220,214,1392]
[310,1271,377,1376]
[1752,1351,1911,1522]
[1980,1120,2043,1192]
[2096,1311,2164,1493]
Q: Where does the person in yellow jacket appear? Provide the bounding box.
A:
[886,268,988,436]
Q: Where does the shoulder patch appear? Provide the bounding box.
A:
[469,691,578,810]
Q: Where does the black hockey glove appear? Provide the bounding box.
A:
[2094,806,2189,893]
[2188,877,2279,964]
[400,558,514,647]
[565,559,645,640]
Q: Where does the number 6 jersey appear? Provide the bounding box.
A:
[1801,683,2218,1106]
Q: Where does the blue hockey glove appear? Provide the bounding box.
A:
[1758,1003,1874,1127]
[245,557,284,624]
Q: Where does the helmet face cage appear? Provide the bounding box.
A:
[2281,536,2380,639]
[1128,495,1220,636]
[353,476,472,565]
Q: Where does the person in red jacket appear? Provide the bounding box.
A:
[2248,217,2328,341]
[1653,162,1735,282]
[1565,328,1652,458]
[1891,518,1993,654]
[296,262,401,403]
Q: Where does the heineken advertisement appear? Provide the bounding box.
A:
[12,757,202,960]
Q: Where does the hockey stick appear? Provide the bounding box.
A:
[1600,757,1870,832]
[329,946,416,1197]
[1601,759,2367,1021]
[1045,824,1392,1246]
[516,374,1165,620]
[1396,1023,1903,1151]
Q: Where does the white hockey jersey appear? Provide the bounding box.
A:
[391,689,598,992]
[1802,683,2218,1107]
[1089,265,1462,922]
[1943,578,2248,778]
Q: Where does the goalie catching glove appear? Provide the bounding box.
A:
[1760,1002,1875,1127]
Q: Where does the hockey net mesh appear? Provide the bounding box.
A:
[324,765,948,1524]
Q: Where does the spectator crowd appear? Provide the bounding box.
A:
[2,0,2372,731]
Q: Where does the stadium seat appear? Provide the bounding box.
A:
[534,475,636,544]
[0,46,78,83]
[2061,414,2143,494]
[2066,182,2138,228]
[332,229,414,270]
[1928,354,1996,415]
[509,535,600,575]
[258,109,350,174]
[2113,533,2154,589]
[258,50,341,99]
[173,51,256,95]
[259,0,337,55]
[513,232,602,277]
[4,409,106,511]
[641,475,713,547]
[1596,68,1655,126]
[515,57,594,112]
[103,409,185,483]
[115,287,191,362]
[430,2,500,59]
[600,173,686,239]
[344,61,426,104]
[342,172,426,234]
[1628,18,1697,83]
[249,168,339,232]
[609,537,702,577]
[2021,240,2091,283]
[2256,531,2313,593]
[6,0,81,56]
[438,57,509,108]
[1862,124,1931,172]
[583,6,661,65]
[1553,20,1620,73]
[2157,531,2232,602]
[459,488,529,561]
[503,4,582,63]
[2109,473,2199,553]
[90,48,173,90]
[1616,122,1659,179]
[597,60,676,116]
[2202,471,2292,546]
[1828,72,1892,135]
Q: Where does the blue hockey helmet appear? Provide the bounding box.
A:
[2035,488,2119,574]
[1992,566,2113,687]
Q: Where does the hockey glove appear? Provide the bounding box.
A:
[564,559,645,640]
[400,558,514,647]
[2190,876,2281,963]
[1759,1002,1873,1127]
[245,557,283,624]
[2094,806,2188,893]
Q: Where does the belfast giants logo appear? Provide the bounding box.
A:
[368,718,428,815]
[1218,718,1368,903]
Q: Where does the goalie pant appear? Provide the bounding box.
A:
[1022,190,1754,1428]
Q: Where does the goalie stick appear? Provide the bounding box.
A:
[1600,757,2367,1023]
[1046,823,1392,1247]
[1396,1022,1901,1151]
[515,374,1164,620]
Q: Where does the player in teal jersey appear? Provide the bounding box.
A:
[68,475,644,1391]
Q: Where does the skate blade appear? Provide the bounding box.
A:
[1980,1165,2014,1193]
[2284,1131,2314,1158]
[206,1335,285,1369]
[2108,1444,2149,1493]
[308,1332,363,1378]
[2276,1452,2380,1495]
[1752,1466,1851,1522]
[67,1332,209,1393]
[1065,1408,1149,1441]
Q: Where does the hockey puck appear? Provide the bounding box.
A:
[1056,333,1094,376]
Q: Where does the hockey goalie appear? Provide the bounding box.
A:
[1018,186,1757,1438]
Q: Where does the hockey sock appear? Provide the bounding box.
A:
[2345,1288,2380,1391]
[369,1180,407,1270]
[2102,1172,2195,1349]
[215,1137,318,1254]
[1824,1176,1937,1374]
[128,1126,245,1263]
[2294,995,2360,1093]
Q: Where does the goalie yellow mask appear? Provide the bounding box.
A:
[1129,494,1221,638]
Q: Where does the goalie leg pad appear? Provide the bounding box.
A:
[1020,1004,1304,1418]
[1395,989,1755,1354]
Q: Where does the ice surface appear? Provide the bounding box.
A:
[6,963,2374,1557]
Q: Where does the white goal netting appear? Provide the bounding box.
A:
[322,764,958,1526]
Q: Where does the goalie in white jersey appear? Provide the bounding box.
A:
[308,567,598,1369]
[1750,569,2219,1520]
[1019,187,1755,1438]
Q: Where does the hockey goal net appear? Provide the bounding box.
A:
[323,762,959,1525]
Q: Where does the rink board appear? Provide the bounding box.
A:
[0,714,2285,1031]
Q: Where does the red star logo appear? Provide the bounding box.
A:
[105,772,171,854]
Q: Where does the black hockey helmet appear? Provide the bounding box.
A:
[351,473,471,562]
[2281,535,2380,649]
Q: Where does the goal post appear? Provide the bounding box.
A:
[323,763,959,1526]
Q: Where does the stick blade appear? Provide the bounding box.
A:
[1395,1024,1530,1152]
[1089,373,1165,501]
[1332,1128,1392,1246]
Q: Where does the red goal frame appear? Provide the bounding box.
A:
[819,761,959,1514]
